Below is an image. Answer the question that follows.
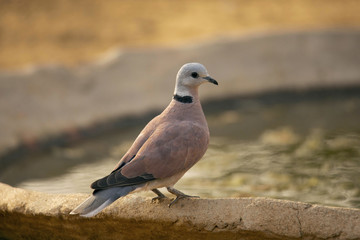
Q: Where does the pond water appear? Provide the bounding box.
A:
[1,88,360,209]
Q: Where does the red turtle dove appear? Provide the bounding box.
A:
[70,63,218,217]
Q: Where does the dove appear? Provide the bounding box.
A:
[70,62,218,217]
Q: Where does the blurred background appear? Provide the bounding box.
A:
[0,0,360,209]
[1,0,360,69]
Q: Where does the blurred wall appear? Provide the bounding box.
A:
[0,0,360,69]
[0,30,359,154]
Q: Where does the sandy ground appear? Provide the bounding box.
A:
[1,0,360,69]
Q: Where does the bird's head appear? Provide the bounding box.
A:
[174,63,218,97]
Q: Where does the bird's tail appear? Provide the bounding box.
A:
[70,186,136,217]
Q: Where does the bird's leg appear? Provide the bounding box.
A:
[151,188,168,203]
[166,187,199,207]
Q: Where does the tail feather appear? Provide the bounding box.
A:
[70,186,136,217]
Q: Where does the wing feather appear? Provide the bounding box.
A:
[91,120,209,190]
[121,121,209,179]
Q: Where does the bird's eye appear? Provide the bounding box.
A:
[191,72,199,78]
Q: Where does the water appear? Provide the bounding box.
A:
[1,89,360,209]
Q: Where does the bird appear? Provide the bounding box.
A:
[70,62,218,217]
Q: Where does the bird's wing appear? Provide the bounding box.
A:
[91,121,209,190]
[121,121,209,179]
[111,115,160,171]
[91,171,155,191]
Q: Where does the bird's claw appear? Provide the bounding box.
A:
[168,194,199,208]
[151,196,168,203]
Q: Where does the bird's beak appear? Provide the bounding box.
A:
[203,76,218,85]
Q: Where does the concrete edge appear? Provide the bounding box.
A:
[0,182,359,240]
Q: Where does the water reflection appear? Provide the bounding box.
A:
[1,89,360,209]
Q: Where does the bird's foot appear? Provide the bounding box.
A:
[151,195,168,203]
[168,194,199,207]
[166,187,199,208]
[151,188,168,203]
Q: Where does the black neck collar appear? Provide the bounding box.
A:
[173,94,193,103]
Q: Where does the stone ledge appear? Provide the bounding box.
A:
[0,183,359,240]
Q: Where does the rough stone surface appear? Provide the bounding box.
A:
[1,183,359,240]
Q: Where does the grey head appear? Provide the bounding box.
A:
[174,63,218,97]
